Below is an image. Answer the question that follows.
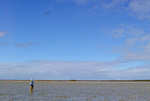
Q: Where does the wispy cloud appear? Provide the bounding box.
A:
[111,24,150,62]
[73,0,89,5]
[111,25,145,38]
[15,42,35,48]
[56,0,90,5]
[55,0,150,20]
[0,42,9,46]
[0,42,37,48]
[102,0,128,9]
[102,0,150,20]
[128,0,150,20]
[0,32,6,38]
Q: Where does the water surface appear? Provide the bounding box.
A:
[0,80,149,101]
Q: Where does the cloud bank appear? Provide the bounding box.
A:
[0,60,149,80]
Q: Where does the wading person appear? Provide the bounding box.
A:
[29,79,34,95]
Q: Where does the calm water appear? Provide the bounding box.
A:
[0,81,150,101]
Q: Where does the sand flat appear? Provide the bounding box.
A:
[0,80,150,101]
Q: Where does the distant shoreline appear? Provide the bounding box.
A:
[0,80,150,82]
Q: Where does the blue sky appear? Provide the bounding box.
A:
[0,0,150,80]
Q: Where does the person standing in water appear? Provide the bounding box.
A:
[29,79,34,95]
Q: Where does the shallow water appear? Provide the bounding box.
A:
[0,81,150,101]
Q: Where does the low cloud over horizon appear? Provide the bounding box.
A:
[0,60,149,80]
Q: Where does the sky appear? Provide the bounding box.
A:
[0,0,150,80]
